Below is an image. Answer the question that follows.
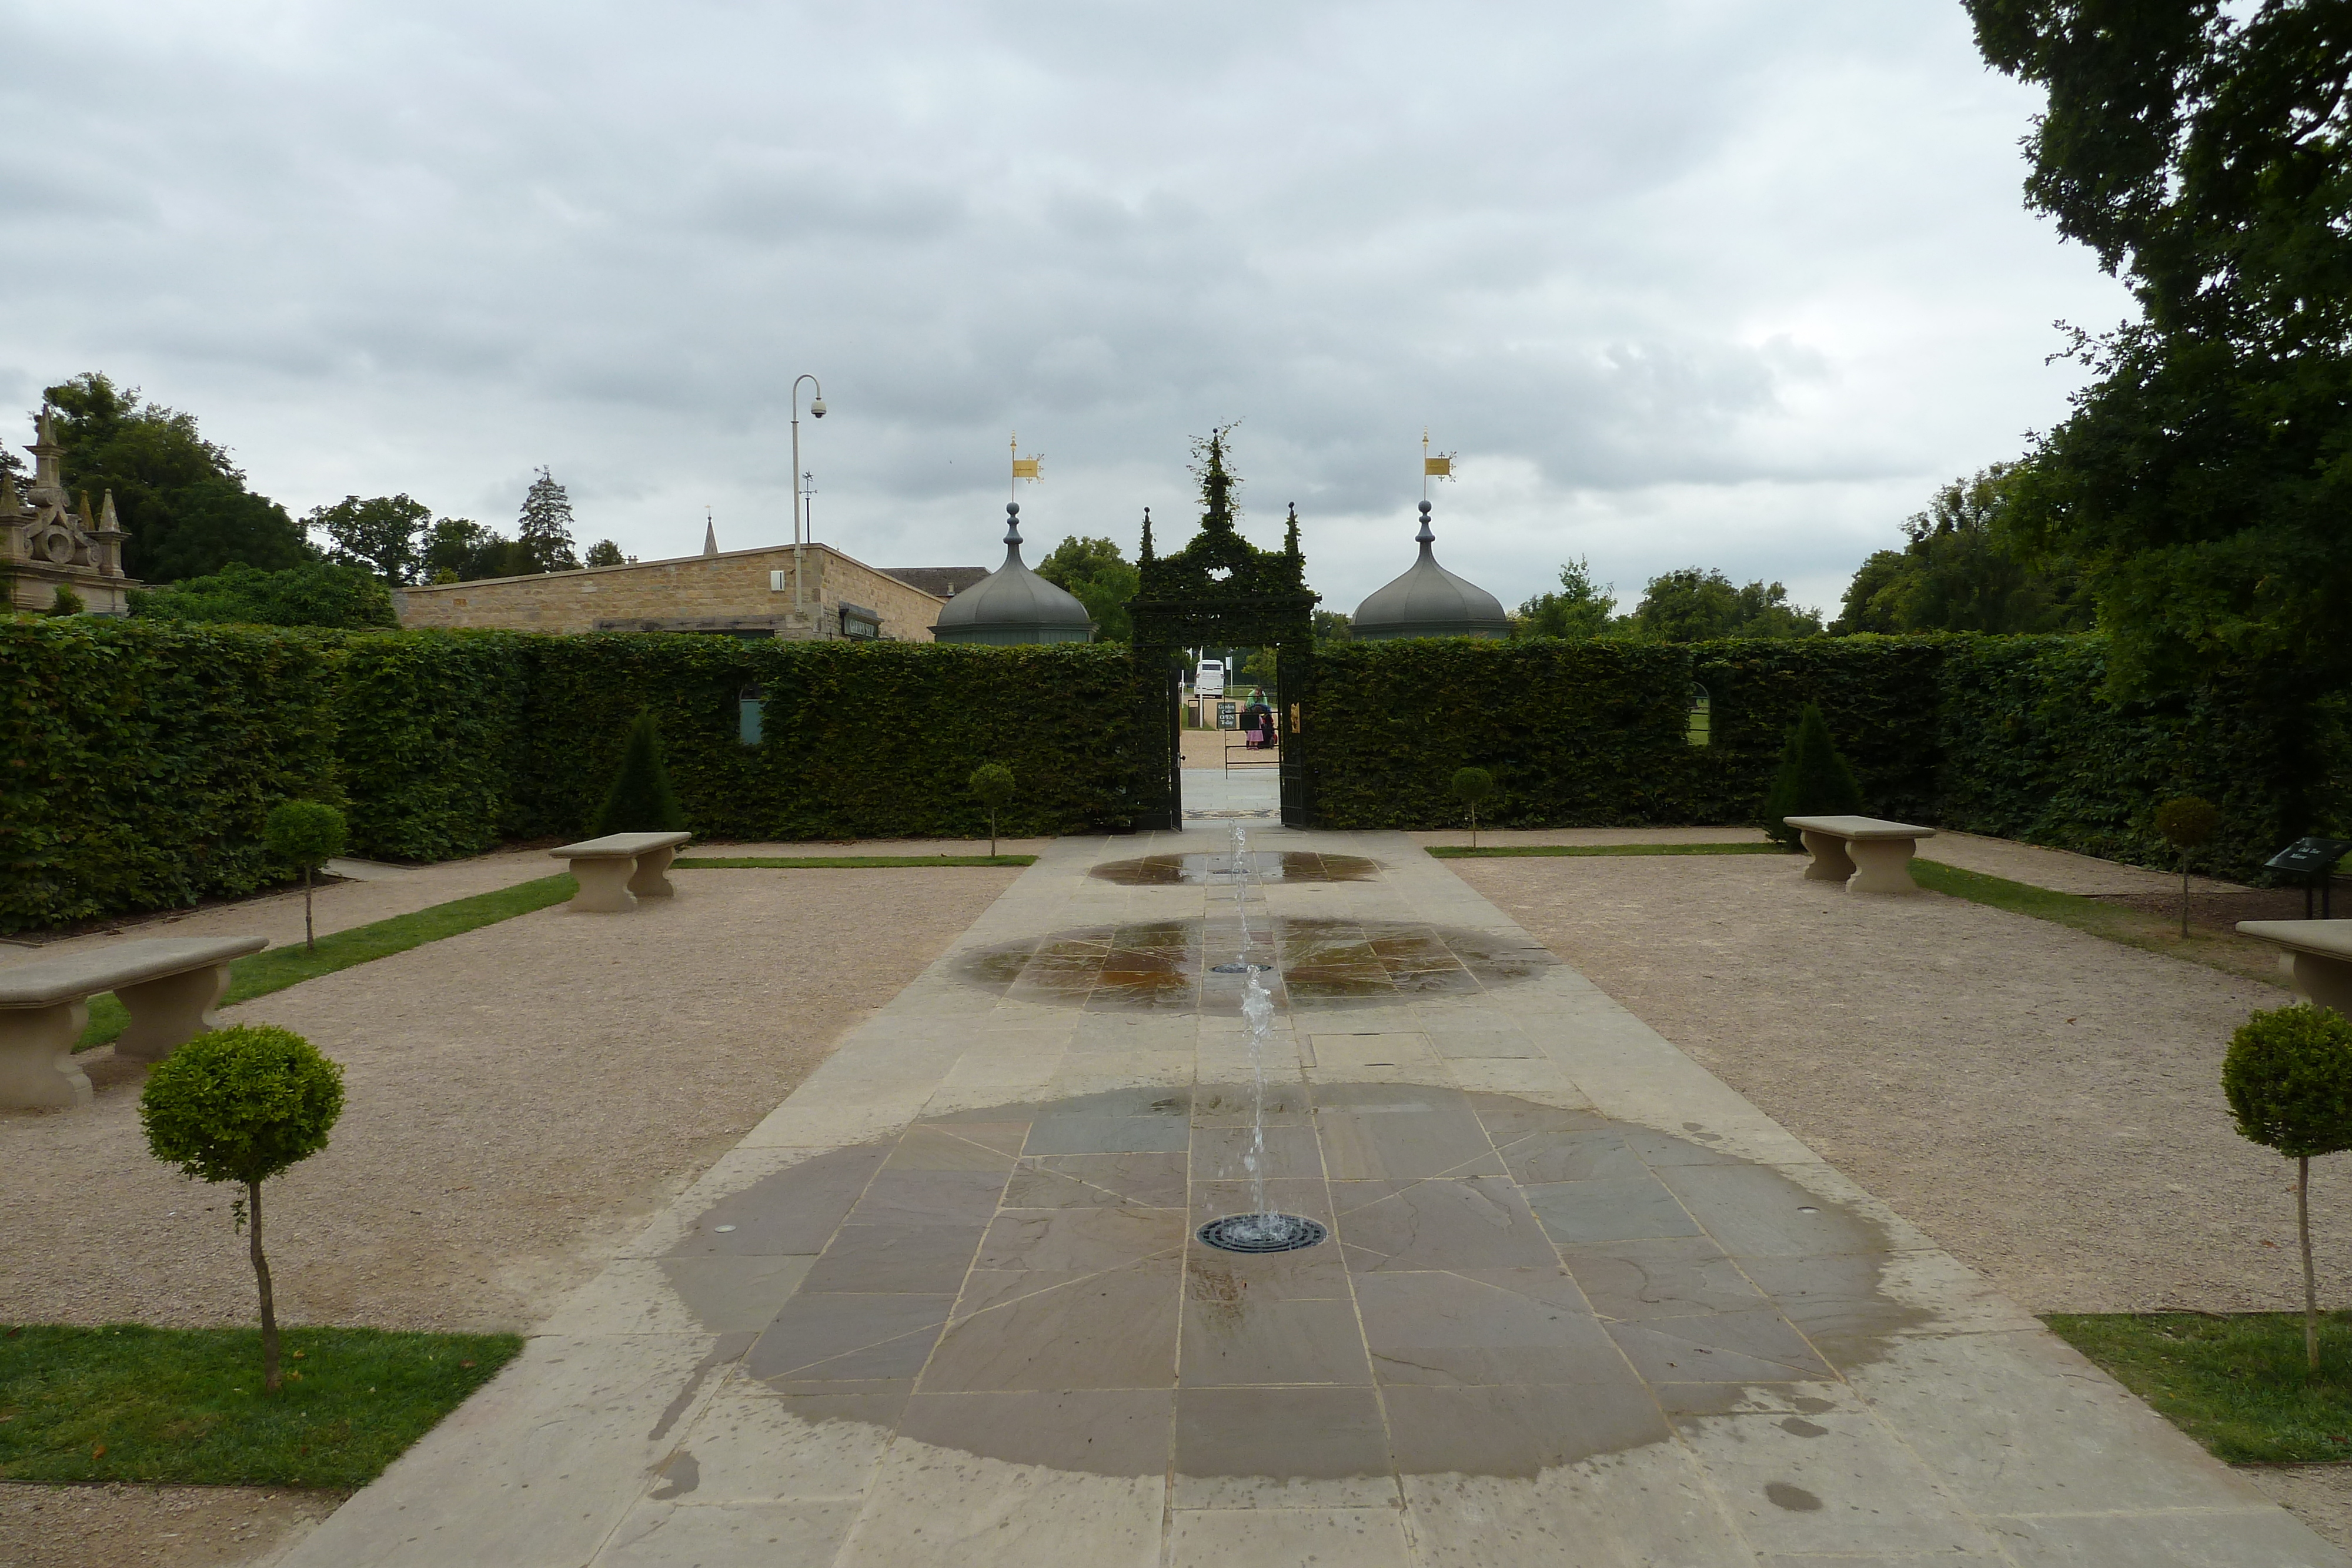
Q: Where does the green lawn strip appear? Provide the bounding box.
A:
[74,874,577,1052]
[1428,841,1786,860]
[2044,1312,2352,1465]
[0,1323,522,1487]
[673,854,1037,869]
[1910,859,2286,988]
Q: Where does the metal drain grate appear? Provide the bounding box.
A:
[1197,1213,1328,1253]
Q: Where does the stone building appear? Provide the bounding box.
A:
[2,409,135,615]
[395,538,954,642]
[1351,500,1511,640]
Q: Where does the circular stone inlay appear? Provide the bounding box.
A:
[1197,1212,1329,1253]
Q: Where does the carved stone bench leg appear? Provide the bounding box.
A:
[1799,831,1857,884]
[1845,837,1922,895]
[627,845,680,899]
[0,999,95,1109]
[115,963,237,1063]
[2287,952,2352,1013]
[567,857,637,913]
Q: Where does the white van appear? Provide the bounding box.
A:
[1195,658,1226,696]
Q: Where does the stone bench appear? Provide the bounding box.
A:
[2236,920,2352,1012]
[1783,814,1937,896]
[549,831,694,913]
[0,935,270,1110]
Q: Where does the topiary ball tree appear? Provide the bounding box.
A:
[263,800,348,953]
[1451,767,1496,851]
[592,710,687,837]
[2223,1004,2352,1369]
[1760,704,1865,850]
[969,763,1015,857]
[2155,795,2223,938]
[140,1025,345,1393]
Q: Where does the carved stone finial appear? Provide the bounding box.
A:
[1415,499,1435,548]
[1003,500,1023,546]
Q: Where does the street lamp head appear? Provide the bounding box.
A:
[809,397,827,419]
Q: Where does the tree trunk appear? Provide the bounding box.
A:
[988,811,997,859]
[2180,854,2191,938]
[2301,1154,2319,1371]
[1470,806,1479,852]
[251,1177,282,1392]
[303,865,316,952]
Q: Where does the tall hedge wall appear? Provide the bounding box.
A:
[1304,632,2347,882]
[0,622,1150,933]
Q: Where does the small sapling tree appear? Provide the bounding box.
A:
[140,1025,345,1393]
[592,710,686,836]
[1451,767,1496,851]
[264,801,348,952]
[970,763,1015,857]
[46,584,83,616]
[2155,796,2222,938]
[2223,1004,2352,1369]
[1760,703,1865,849]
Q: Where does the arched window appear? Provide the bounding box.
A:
[1686,683,1711,747]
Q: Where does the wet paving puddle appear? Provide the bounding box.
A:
[658,1088,1933,1489]
[960,916,1559,1011]
[1090,850,1382,886]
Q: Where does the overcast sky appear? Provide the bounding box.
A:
[2,0,2133,620]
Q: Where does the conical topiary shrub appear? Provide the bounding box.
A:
[592,710,687,837]
[1760,704,1865,849]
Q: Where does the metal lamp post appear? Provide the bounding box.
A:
[790,375,827,621]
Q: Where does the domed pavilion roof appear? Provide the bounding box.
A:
[930,503,1095,645]
[1351,501,1511,640]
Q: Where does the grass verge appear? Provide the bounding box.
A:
[1428,842,1786,860]
[2044,1312,2352,1465]
[674,854,1037,868]
[75,874,577,1052]
[0,1323,522,1487]
[1911,860,2287,988]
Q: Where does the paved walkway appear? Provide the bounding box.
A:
[280,828,2341,1567]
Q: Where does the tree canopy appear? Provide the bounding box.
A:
[1622,567,1823,641]
[1035,534,1140,641]
[1514,558,1618,640]
[515,468,580,573]
[1833,465,2090,634]
[310,493,434,584]
[1967,0,2352,691]
[40,373,310,583]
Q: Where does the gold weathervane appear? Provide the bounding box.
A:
[1421,428,1457,500]
[1010,433,1044,502]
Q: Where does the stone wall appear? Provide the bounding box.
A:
[395,543,946,641]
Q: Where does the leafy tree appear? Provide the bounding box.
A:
[1514,557,1618,640]
[130,560,398,628]
[2154,795,2223,936]
[1833,466,2089,634]
[591,711,686,836]
[46,585,83,617]
[1625,567,1823,641]
[40,374,312,582]
[423,517,530,583]
[2223,1004,2352,1368]
[515,468,580,574]
[310,494,433,584]
[1760,704,1865,847]
[1035,535,1139,641]
[584,539,626,567]
[264,801,348,951]
[1967,2,2352,694]
[969,763,1015,855]
[1451,766,1496,850]
[1312,609,1353,646]
[140,1025,346,1393]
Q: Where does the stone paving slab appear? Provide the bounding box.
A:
[279,829,2347,1567]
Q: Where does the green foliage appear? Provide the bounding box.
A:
[1624,567,1823,641]
[423,517,530,582]
[1832,466,2088,634]
[1450,767,1495,805]
[40,373,312,582]
[45,585,82,617]
[1035,536,1139,641]
[0,1323,522,1487]
[140,1025,345,1188]
[309,494,433,584]
[131,560,398,629]
[2044,1312,2352,1465]
[330,630,524,860]
[2224,1005,2352,1161]
[262,801,346,869]
[1312,609,1352,645]
[1759,704,1866,848]
[2155,795,2222,850]
[591,710,687,835]
[584,539,625,567]
[1513,558,1617,640]
[514,468,580,573]
[968,763,1016,808]
[1967,2,2352,693]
